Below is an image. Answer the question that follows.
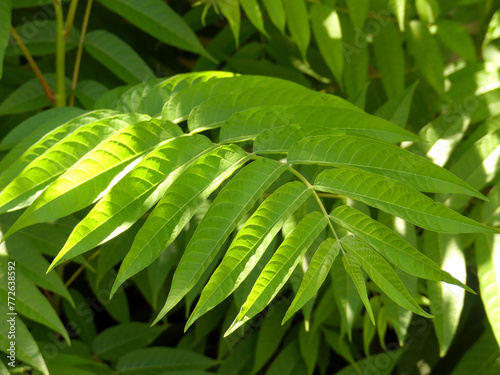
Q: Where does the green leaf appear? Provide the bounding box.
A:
[84,30,155,85]
[266,340,308,375]
[389,0,406,31]
[162,75,294,123]
[435,20,477,62]
[289,135,483,197]
[343,251,375,325]
[0,113,149,215]
[310,4,343,83]
[0,0,11,79]
[299,325,321,375]
[0,110,116,189]
[116,347,217,374]
[340,236,432,318]
[4,234,73,304]
[415,0,440,24]
[0,107,85,152]
[346,0,369,29]
[334,349,402,375]
[443,129,500,211]
[0,265,70,343]
[408,20,444,94]
[283,0,310,61]
[382,269,417,346]
[373,22,405,98]
[315,168,496,234]
[92,322,164,360]
[424,232,466,356]
[74,80,109,109]
[226,211,327,335]
[188,88,367,133]
[450,330,500,375]
[221,105,418,144]
[331,254,362,341]
[0,316,49,375]
[186,182,312,330]
[217,0,241,48]
[363,297,381,356]
[47,134,214,271]
[476,234,500,348]
[162,158,286,326]
[241,0,268,37]
[62,289,96,345]
[262,0,285,33]
[323,328,357,366]
[98,0,214,61]
[330,205,474,291]
[7,20,79,57]
[0,74,68,115]
[283,238,339,324]
[10,120,182,233]
[114,145,250,297]
[375,82,418,128]
[138,72,233,117]
[253,303,291,374]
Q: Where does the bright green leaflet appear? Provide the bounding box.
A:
[114,145,250,297]
[315,168,497,234]
[220,105,417,144]
[330,205,473,291]
[186,181,312,330]
[162,75,294,123]
[283,238,339,324]
[342,251,375,325]
[340,236,432,318]
[0,110,117,191]
[0,107,85,152]
[0,113,149,215]
[289,134,483,197]
[187,86,360,132]
[217,0,241,48]
[226,211,327,336]
[47,135,215,272]
[9,120,182,233]
[160,158,286,327]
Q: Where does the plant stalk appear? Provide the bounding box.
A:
[69,0,94,106]
[65,0,79,36]
[9,25,55,104]
[54,0,66,107]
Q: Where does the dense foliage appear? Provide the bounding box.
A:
[0,0,500,374]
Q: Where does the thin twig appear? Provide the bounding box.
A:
[54,0,66,107]
[65,249,101,288]
[9,25,55,104]
[65,0,79,36]
[69,0,94,106]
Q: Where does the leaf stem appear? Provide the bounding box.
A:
[65,0,79,36]
[65,249,101,288]
[286,166,340,240]
[9,25,55,104]
[54,0,66,107]
[69,0,94,107]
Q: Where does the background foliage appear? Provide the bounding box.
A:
[0,0,500,374]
